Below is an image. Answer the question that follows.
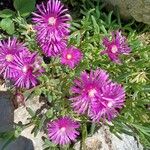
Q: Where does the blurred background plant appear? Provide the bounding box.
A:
[0,0,149,149]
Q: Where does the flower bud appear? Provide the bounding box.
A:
[13,93,25,109]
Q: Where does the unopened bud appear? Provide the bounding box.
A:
[13,93,25,109]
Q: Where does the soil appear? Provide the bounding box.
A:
[0,0,45,10]
[0,0,14,10]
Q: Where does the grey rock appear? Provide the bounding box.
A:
[102,0,150,24]
[0,91,34,150]
[74,125,143,150]
[0,91,13,133]
[0,84,46,149]
[0,136,34,150]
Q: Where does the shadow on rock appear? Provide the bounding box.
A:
[0,91,34,150]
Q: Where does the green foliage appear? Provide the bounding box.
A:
[0,9,15,18]
[37,7,149,147]
[55,3,150,148]
[43,138,58,150]
[0,131,15,150]
[0,18,15,35]
[0,0,35,36]
[14,0,36,17]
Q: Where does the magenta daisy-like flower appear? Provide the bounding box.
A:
[39,38,67,57]
[101,31,131,63]
[61,46,83,68]
[10,52,43,89]
[33,0,71,39]
[47,117,80,145]
[32,0,71,56]
[0,38,28,78]
[89,82,125,122]
[70,69,110,114]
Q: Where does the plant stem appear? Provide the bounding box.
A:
[81,123,87,150]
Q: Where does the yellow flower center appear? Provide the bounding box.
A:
[111,45,118,53]
[48,17,56,25]
[5,54,14,62]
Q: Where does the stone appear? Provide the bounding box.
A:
[0,84,144,150]
[102,0,150,24]
[0,91,13,133]
[0,136,34,150]
[74,125,143,150]
[0,85,45,150]
[14,96,46,150]
[0,91,35,150]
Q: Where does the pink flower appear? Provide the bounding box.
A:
[0,38,29,78]
[40,38,66,57]
[33,0,71,56]
[47,117,80,145]
[89,82,125,122]
[101,31,131,63]
[61,46,83,68]
[10,52,43,89]
[70,69,110,114]
[70,69,126,122]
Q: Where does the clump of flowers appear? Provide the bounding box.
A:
[89,82,125,122]
[2,0,146,148]
[33,0,71,57]
[0,38,29,78]
[70,69,125,122]
[61,46,83,68]
[0,38,44,89]
[10,52,44,89]
[101,31,131,63]
[70,69,110,114]
[47,117,80,145]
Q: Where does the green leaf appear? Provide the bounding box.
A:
[0,18,15,35]
[46,108,54,119]
[72,22,81,28]
[43,138,57,148]
[15,125,23,138]
[38,115,46,131]
[0,9,15,18]
[0,131,14,140]
[32,126,39,137]
[76,31,81,46]
[26,107,35,117]
[14,0,36,17]
[100,25,107,34]
[90,123,96,136]
[132,124,150,136]
[108,11,113,25]
[0,131,15,150]
[91,15,99,34]
[47,93,52,103]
